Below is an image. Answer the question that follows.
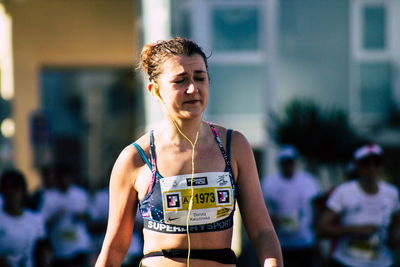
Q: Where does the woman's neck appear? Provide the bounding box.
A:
[159,117,203,145]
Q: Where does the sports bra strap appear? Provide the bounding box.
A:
[226,129,232,163]
[148,131,158,192]
[149,130,157,172]
[132,143,152,170]
[207,122,231,167]
[131,142,162,180]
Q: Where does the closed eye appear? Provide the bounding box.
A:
[174,78,186,84]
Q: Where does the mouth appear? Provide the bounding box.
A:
[183,100,201,105]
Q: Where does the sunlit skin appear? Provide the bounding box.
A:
[95,54,282,267]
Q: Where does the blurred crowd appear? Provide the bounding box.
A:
[0,143,400,267]
[262,144,400,267]
[0,163,143,267]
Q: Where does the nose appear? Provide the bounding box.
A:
[186,79,198,94]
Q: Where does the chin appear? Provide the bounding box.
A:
[180,110,204,120]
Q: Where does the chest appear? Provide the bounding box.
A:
[0,216,36,254]
[136,144,229,201]
[156,143,227,177]
[270,179,311,203]
[341,193,396,226]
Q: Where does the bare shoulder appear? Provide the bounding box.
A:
[207,123,251,158]
[110,133,151,187]
[229,130,254,175]
[229,129,252,156]
[208,124,253,180]
[120,134,149,165]
[207,122,228,136]
[207,122,245,145]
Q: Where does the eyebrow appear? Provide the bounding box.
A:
[175,70,207,77]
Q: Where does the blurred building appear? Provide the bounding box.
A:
[0,0,400,191]
[0,0,139,191]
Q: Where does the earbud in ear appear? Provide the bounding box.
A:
[152,83,163,102]
[153,84,159,96]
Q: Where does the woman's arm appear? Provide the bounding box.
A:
[231,131,283,267]
[95,146,140,267]
[317,209,377,239]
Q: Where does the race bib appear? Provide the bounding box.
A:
[279,213,300,233]
[160,172,234,226]
[60,226,78,241]
[345,234,380,261]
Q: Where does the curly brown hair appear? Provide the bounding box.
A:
[139,37,208,82]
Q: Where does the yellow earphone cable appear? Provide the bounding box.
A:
[154,83,201,266]
[172,119,200,267]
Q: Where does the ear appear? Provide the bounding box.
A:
[148,82,163,101]
[147,82,155,94]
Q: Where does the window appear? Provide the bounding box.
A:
[362,5,386,50]
[350,0,397,123]
[211,7,259,51]
[171,0,191,38]
[359,62,391,116]
[208,64,264,115]
[40,68,142,189]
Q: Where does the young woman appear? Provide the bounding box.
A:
[95,37,282,267]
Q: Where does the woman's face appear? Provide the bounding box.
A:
[157,54,209,120]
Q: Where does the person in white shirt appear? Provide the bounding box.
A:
[89,187,110,257]
[27,163,57,212]
[41,163,91,267]
[262,145,321,267]
[0,169,46,267]
[318,144,400,267]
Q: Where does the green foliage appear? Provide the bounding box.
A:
[269,99,368,164]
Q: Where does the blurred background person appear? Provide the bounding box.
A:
[41,163,91,267]
[313,160,360,263]
[318,144,400,267]
[262,145,321,267]
[27,163,57,212]
[88,174,144,266]
[33,238,53,267]
[88,183,109,263]
[0,169,46,267]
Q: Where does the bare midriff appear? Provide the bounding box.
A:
[141,227,236,267]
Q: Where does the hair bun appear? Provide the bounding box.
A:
[140,43,156,78]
